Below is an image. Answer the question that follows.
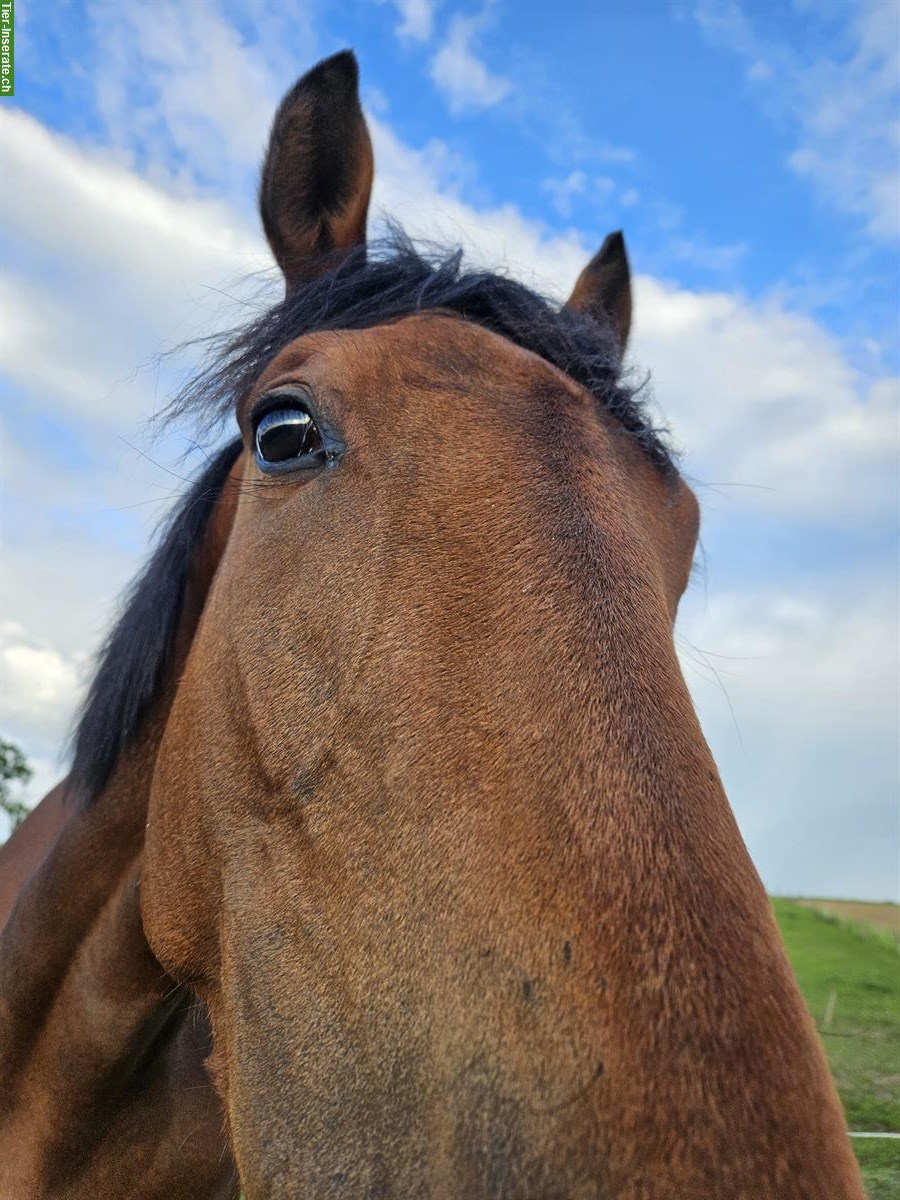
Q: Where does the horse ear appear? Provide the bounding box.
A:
[259,50,374,291]
[564,231,632,360]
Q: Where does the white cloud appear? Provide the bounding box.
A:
[593,144,638,167]
[366,113,592,295]
[85,0,307,192]
[794,0,900,242]
[681,586,898,719]
[380,0,437,43]
[679,582,900,899]
[632,274,900,524]
[693,0,900,243]
[541,170,587,219]
[0,624,85,744]
[0,108,266,284]
[0,107,269,428]
[0,276,129,422]
[746,60,773,82]
[430,11,511,114]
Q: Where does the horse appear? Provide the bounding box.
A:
[0,50,863,1199]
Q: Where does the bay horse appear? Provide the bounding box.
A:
[0,51,863,1200]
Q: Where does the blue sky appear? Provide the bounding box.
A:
[1,0,898,899]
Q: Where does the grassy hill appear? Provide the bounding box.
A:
[773,898,900,1199]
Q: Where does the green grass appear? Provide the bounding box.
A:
[851,1140,900,1200]
[773,898,900,1197]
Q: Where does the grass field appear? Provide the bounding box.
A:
[773,898,900,1199]
[791,899,900,944]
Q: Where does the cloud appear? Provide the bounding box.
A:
[541,170,587,219]
[678,580,900,899]
[541,172,640,221]
[746,60,773,82]
[85,0,307,193]
[379,0,438,43]
[693,0,900,243]
[789,0,900,242]
[0,107,266,281]
[0,623,85,747]
[0,106,269,429]
[632,274,900,526]
[430,11,511,114]
[365,113,593,295]
[1,275,132,424]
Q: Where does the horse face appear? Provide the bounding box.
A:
[140,53,860,1200]
[144,312,702,1195]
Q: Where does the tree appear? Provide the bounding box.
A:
[0,738,33,832]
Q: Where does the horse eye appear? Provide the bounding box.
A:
[254,405,324,469]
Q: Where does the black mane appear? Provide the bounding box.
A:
[170,230,670,465]
[70,231,673,801]
[68,440,242,800]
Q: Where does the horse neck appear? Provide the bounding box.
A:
[0,705,170,1036]
[0,781,70,936]
[0,708,230,1200]
[0,455,244,1200]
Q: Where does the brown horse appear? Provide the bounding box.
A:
[1,50,863,1200]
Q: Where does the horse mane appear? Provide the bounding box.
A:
[68,440,242,802]
[70,229,673,802]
